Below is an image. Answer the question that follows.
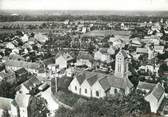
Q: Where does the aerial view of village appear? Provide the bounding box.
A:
[1,0,168,117]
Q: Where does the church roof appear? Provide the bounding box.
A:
[87,75,98,86]
[99,77,111,91]
[76,73,86,85]
[75,70,133,91]
[120,50,128,58]
[107,76,133,90]
[117,50,128,59]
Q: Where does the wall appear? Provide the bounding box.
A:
[68,77,80,95]
[91,81,106,98]
[80,80,92,97]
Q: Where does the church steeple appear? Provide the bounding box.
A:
[114,49,128,78]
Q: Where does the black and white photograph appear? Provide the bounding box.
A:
[0,0,168,117]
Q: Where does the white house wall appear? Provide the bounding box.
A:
[91,81,106,98]
[80,80,92,97]
[55,56,67,69]
[68,78,81,95]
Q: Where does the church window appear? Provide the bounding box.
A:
[85,89,87,94]
[75,86,77,91]
[118,64,121,72]
[96,91,99,97]
[114,89,118,94]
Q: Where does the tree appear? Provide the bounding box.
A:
[55,90,150,117]
[158,63,168,77]
[28,96,49,117]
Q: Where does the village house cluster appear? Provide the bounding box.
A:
[1,17,168,117]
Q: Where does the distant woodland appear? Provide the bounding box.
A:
[0,15,167,22]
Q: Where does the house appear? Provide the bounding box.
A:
[15,68,29,84]
[0,97,18,117]
[149,36,160,45]
[137,82,165,113]
[34,33,48,44]
[136,48,148,54]
[138,64,160,76]
[75,51,94,68]
[82,27,87,33]
[154,46,164,54]
[19,75,41,94]
[5,60,41,73]
[6,42,15,49]
[137,81,156,94]
[94,48,111,63]
[147,46,155,60]
[68,50,133,98]
[15,92,31,117]
[11,48,20,55]
[64,19,70,25]
[8,54,25,61]
[130,38,142,47]
[107,45,117,55]
[20,34,29,43]
[55,53,74,70]
[108,37,124,48]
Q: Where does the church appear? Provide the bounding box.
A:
[68,49,133,98]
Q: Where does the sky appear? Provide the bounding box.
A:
[1,0,168,11]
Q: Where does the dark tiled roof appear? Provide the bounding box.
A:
[99,77,111,91]
[120,50,128,58]
[107,76,133,89]
[23,76,41,90]
[76,73,86,85]
[15,68,28,75]
[87,75,98,86]
[75,70,133,90]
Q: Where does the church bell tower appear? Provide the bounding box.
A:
[114,50,128,78]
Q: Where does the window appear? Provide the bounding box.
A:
[75,86,77,90]
[85,89,87,94]
[114,89,118,94]
[118,64,121,72]
[96,91,99,97]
